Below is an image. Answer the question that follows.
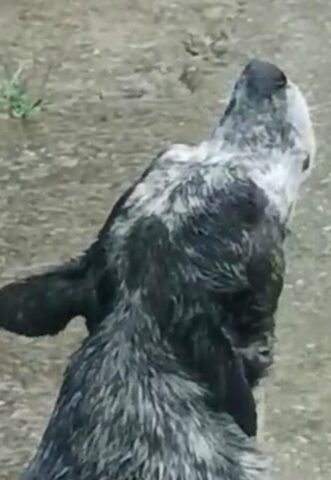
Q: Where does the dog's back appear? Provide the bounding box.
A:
[21,304,267,480]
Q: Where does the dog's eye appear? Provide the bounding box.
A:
[302,155,310,172]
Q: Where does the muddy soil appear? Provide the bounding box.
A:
[0,1,330,479]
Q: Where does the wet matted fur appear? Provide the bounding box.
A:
[1,60,315,480]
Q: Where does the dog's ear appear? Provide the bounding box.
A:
[210,331,257,437]
[223,353,257,437]
[0,258,95,337]
[174,317,257,438]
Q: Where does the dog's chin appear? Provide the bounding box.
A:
[286,81,316,166]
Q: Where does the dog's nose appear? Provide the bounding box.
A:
[241,59,287,99]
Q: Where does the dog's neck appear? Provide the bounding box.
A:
[207,134,305,225]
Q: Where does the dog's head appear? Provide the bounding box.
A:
[212,59,316,222]
[216,59,316,180]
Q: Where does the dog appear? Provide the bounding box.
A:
[1,59,315,479]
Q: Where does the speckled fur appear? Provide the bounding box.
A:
[1,60,315,480]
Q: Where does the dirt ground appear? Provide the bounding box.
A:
[0,0,330,478]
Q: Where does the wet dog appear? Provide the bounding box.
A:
[1,60,315,479]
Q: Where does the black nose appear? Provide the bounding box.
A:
[242,59,287,98]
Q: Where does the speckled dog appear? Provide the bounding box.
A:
[1,60,315,480]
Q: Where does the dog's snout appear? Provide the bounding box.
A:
[242,59,287,99]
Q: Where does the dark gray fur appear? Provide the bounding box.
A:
[1,59,315,480]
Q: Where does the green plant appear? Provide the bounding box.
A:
[0,65,43,119]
